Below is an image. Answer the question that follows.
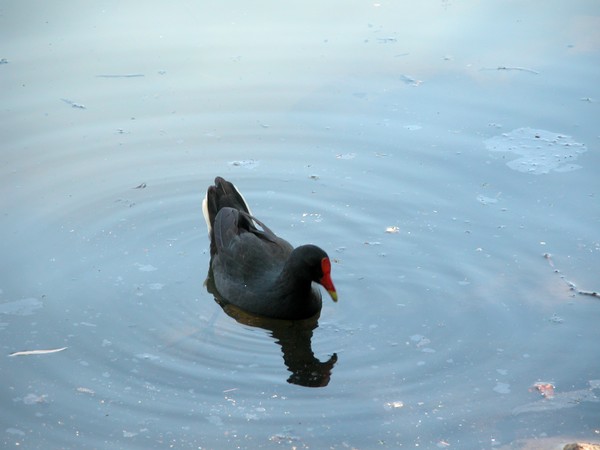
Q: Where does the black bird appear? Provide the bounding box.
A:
[203,177,337,320]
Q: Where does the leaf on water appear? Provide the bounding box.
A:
[531,382,555,399]
[513,380,599,415]
[9,347,68,357]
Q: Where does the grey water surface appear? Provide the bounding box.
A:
[1,2,599,449]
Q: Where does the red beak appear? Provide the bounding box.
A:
[320,257,338,302]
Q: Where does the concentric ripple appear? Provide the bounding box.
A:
[3,2,599,448]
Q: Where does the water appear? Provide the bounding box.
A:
[2,2,599,449]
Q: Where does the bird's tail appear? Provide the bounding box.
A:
[202,176,252,235]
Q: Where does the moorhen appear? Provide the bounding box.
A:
[202,176,337,320]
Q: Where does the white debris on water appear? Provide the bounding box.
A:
[493,382,511,394]
[485,127,587,174]
[0,298,43,316]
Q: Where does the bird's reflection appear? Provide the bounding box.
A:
[205,270,338,388]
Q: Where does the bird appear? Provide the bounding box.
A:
[202,176,337,320]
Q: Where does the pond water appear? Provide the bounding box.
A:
[2,2,599,449]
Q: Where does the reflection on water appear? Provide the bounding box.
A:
[205,268,338,388]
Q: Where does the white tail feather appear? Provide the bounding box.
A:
[231,182,252,217]
[202,194,211,235]
[202,179,256,238]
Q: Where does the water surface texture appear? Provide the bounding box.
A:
[2,2,599,449]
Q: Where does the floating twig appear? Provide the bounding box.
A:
[481,66,539,75]
[96,73,144,78]
[543,253,599,299]
[578,289,600,298]
[9,347,68,357]
[497,66,539,74]
[60,98,86,109]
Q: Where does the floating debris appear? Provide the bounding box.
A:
[0,298,43,316]
[543,252,555,267]
[136,263,157,272]
[9,347,67,357]
[543,253,599,299]
[480,66,539,74]
[493,382,511,394]
[300,213,322,224]
[336,153,356,160]
[5,428,25,436]
[400,74,423,86]
[476,194,499,205]
[498,66,539,74]
[384,400,404,410]
[485,127,587,174]
[133,182,147,189]
[513,380,599,415]
[269,433,301,444]
[76,387,96,395]
[135,353,160,361]
[61,98,86,109]
[115,198,136,208]
[579,289,600,298]
[229,159,259,169]
[531,382,555,399]
[96,73,144,78]
[548,313,564,324]
[23,393,48,404]
[410,334,431,348]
